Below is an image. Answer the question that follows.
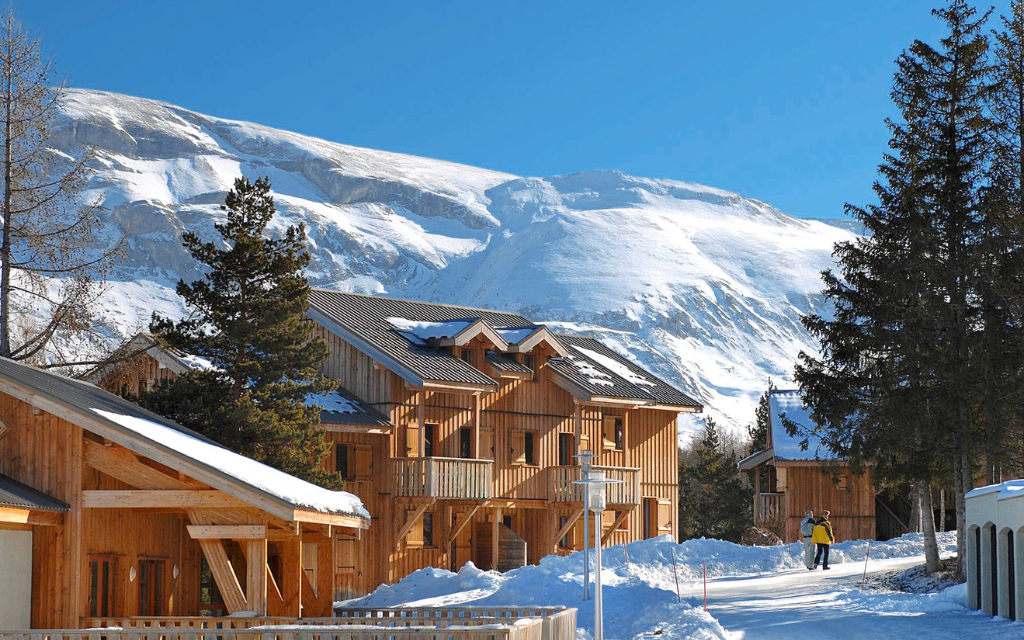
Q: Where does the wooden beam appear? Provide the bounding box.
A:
[0,506,63,526]
[292,508,369,530]
[602,508,633,545]
[247,538,267,615]
[197,539,247,613]
[446,504,481,547]
[553,508,584,553]
[492,507,502,570]
[83,490,246,509]
[83,439,200,490]
[473,392,481,459]
[417,390,426,460]
[187,524,267,540]
[394,500,432,551]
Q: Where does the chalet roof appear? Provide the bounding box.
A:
[307,289,700,409]
[768,389,834,462]
[0,357,369,525]
[84,332,217,382]
[547,335,702,408]
[308,386,393,428]
[0,473,69,512]
[485,350,533,375]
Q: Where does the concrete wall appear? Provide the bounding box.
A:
[965,480,1024,622]
[0,529,32,627]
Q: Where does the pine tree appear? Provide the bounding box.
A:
[142,176,339,487]
[747,379,775,492]
[796,0,994,575]
[678,417,751,542]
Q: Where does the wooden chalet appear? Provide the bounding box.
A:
[0,357,369,628]
[97,290,702,599]
[737,388,875,543]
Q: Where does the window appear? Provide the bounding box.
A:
[459,427,472,459]
[88,555,117,617]
[512,430,538,466]
[460,348,473,365]
[199,557,225,616]
[335,444,351,479]
[836,474,849,490]
[0,416,10,441]
[558,433,575,466]
[424,423,436,458]
[558,516,571,549]
[642,498,657,539]
[522,353,535,378]
[138,558,165,616]
[423,512,435,547]
[603,416,624,451]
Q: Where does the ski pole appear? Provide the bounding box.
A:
[703,559,708,611]
[861,541,871,591]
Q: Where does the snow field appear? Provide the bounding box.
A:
[343,532,963,640]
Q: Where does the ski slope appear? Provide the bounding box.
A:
[343,533,1021,640]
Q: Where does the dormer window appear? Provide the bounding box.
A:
[460,348,473,365]
[522,354,535,371]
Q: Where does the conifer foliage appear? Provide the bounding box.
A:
[143,176,339,488]
[678,417,751,542]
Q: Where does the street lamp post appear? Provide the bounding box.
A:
[574,468,620,640]
[574,450,598,600]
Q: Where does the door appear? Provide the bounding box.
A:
[424,423,436,458]
[0,530,32,627]
[459,427,472,459]
[558,433,574,466]
[642,498,657,539]
[138,559,166,616]
[335,533,359,601]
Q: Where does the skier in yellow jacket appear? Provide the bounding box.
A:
[812,510,834,570]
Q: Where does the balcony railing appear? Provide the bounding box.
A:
[391,456,493,499]
[754,492,785,523]
[548,465,640,506]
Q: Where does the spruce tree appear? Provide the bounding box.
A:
[796,0,993,575]
[142,176,339,488]
[747,379,774,492]
[678,417,751,542]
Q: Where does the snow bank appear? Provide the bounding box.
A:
[344,532,956,640]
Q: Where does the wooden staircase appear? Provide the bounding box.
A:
[475,522,527,572]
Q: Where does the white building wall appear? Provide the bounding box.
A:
[0,529,32,628]
[965,480,1024,622]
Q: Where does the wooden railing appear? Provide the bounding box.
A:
[1,625,543,640]
[548,465,640,505]
[754,492,785,523]
[336,607,576,640]
[391,457,493,499]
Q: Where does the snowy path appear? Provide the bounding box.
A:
[696,555,1021,639]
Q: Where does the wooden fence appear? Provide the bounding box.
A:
[754,493,785,523]
[391,457,493,499]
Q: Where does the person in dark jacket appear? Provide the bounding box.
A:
[811,510,835,570]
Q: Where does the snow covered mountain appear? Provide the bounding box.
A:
[51,88,856,440]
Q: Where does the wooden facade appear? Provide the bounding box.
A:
[0,360,368,628]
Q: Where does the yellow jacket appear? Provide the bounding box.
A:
[812,520,834,545]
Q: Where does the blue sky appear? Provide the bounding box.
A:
[21,1,1013,219]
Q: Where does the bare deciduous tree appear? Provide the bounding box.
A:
[0,8,121,367]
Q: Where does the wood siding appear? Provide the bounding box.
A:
[777,465,875,543]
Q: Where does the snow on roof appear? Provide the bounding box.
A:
[91,408,369,518]
[768,389,833,461]
[566,353,614,386]
[966,479,1024,502]
[306,391,360,414]
[387,317,474,345]
[178,353,219,372]
[572,345,656,387]
[494,326,537,345]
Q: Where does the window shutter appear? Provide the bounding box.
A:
[355,445,373,480]
[406,509,424,546]
[511,432,526,465]
[603,416,617,448]
[405,424,421,457]
[657,499,673,533]
[479,428,494,461]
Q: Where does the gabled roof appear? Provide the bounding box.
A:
[84,332,216,382]
[485,350,534,378]
[0,357,369,527]
[768,389,834,462]
[0,473,69,512]
[308,386,393,429]
[547,335,702,409]
[308,290,535,390]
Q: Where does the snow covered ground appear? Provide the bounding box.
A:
[342,533,1022,640]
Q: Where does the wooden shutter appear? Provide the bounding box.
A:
[406,509,424,547]
[657,499,672,533]
[603,416,617,449]
[480,428,494,461]
[580,433,591,453]
[511,432,526,465]
[355,445,373,480]
[405,424,420,457]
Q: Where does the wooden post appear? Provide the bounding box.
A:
[281,535,302,617]
[574,400,582,451]
[623,411,631,467]
[492,507,502,571]
[247,538,268,615]
[418,390,426,458]
[473,392,481,459]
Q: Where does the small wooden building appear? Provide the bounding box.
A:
[737,389,875,543]
[0,357,369,628]
[965,479,1024,621]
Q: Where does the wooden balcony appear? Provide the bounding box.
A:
[548,465,640,506]
[754,492,785,523]
[391,456,493,500]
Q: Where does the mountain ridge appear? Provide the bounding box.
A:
[46,88,856,441]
